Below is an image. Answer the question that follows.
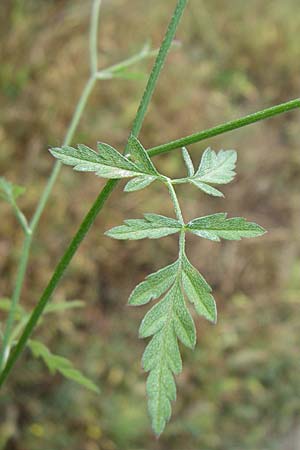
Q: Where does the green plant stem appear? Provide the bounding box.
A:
[166,180,184,224]
[0,0,102,372]
[130,0,188,139]
[90,0,102,74]
[147,98,300,156]
[0,0,188,387]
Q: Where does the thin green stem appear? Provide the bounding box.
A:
[0,0,188,387]
[130,0,188,139]
[11,201,30,234]
[166,180,184,224]
[0,234,32,371]
[90,0,102,74]
[0,0,103,371]
[147,98,300,156]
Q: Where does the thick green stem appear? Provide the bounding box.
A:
[0,0,188,387]
[147,98,300,156]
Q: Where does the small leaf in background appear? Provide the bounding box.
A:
[45,300,84,314]
[0,298,25,315]
[28,340,99,393]
[187,213,266,241]
[181,147,195,177]
[128,260,179,306]
[0,177,25,205]
[105,213,182,240]
[124,175,156,192]
[182,255,217,323]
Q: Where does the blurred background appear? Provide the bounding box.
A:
[1,0,300,449]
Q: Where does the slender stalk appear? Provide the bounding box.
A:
[130,0,188,138]
[90,0,102,74]
[147,98,300,156]
[0,0,189,387]
[0,234,32,371]
[0,0,102,371]
[166,180,184,224]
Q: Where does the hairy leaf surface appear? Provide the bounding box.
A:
[182,255,217,323]
[50,142,150,179]
[187,213,266,241]
[195,147,237,184]
[124,175,156,192]
[129,260,179,306]
[105,214,182,240]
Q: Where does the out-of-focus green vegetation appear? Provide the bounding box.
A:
[0,0,300,449]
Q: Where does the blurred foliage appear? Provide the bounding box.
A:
[0,0,300,449]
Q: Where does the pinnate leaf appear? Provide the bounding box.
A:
[187,213,266,241]
[105,213,182,240]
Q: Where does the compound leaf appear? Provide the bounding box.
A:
[28,340,99,393]
[182,255,217,323]
[129,260,179,306]
[187,213,266,241]
[105,213,182,240]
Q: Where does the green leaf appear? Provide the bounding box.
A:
[0,177,25,205]
[195,147,237,184]
[126,136,159,176]
[129,260,179,306]
[105,213,182,240]
[139,293,171,338]
[172,282,196,349]
[50,143,143,179]
[45,300,84,314]
[182,255,217,323]
[137,280,196,435]
[0,298,25,317]
[190,180,224,197]
[124,175,156,192]
[181,147,195,177]
[28,340,99,393]
[187,213,266,241]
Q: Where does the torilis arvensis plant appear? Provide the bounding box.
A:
[50,135,266,434]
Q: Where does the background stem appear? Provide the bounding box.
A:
[0,0,102,371]
[0,0,189,387]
